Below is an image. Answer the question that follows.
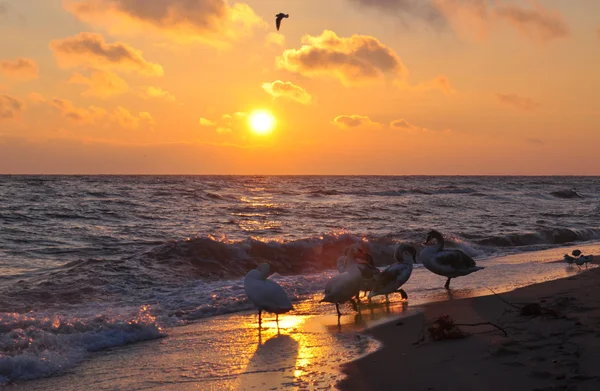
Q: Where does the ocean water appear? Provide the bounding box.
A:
[1,175,599,384]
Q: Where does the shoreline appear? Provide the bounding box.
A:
[5,251,599,390]
[338,258,600,391]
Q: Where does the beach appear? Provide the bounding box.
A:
[340,259,600,391]
[6,252,598,390]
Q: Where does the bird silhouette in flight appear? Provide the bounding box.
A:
[275,13,289,31]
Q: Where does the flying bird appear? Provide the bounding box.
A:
[275,13,289,31]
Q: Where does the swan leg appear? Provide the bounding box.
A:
[350,298,358,312]
[444,278,451,289]
[336,303,342,317]
[398,289,408,300]
[385,294,389,304]
[276,313,279,323]
[258,310,262,326]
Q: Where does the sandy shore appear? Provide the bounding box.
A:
[339,260,600,391]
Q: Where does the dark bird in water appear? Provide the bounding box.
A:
[275,13,289,31]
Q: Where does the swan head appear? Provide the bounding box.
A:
[394,243,418,264]
[256,263,271,279]
[425,229,443,245]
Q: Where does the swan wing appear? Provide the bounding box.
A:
[434,250,476,269]
[245,278,292,313]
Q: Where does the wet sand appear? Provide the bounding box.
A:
[7,251,599,390]
[339,258,600,391]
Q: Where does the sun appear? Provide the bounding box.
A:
[248,110,275,135]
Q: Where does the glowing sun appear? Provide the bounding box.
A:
[248,110,275,135]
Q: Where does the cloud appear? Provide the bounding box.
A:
[64,0,266,48]
[0,4,6,14]
[596,27,600,39]
[389,118,431,132]
[261,81,312,105]
[347,0,447,27]
[265,32,285,47]
[69,70,129,98]
[277,30,407,86]
[402,74,456,94]
[525,137,544,145]
[112,106,154,129]
[43,95,152,129]
[494,1,569,43]
[199,111,247,134]
[496,93,540,111]
[50,32,163,76]
[199,118,216,126]
[27,92,46,104]
[0,94,25,120]
[0,58,39,81]
[333,115,381,129]
[48,97,108,123]
[348,0,569,43]
[138,86,176,101]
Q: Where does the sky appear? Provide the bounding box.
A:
[0,0,599,175]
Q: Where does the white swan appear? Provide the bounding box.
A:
[321,256,367,316]
[368,244,417,303]
[419,230,484,289]
[244,263,293,325]
[336,244,380,301]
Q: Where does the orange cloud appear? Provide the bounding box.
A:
[265,32,285,47]
[496,93,540,111]
[400,74,456,94]
[0,94,25,120]
[48,97,108,123]
[277,30,407,86]
[43,95,153,129]
[69,70,129,98]
[333,115,381,129]
[50,32,163,76]
[138,86,176,101]
[389,119,431,132]
[64,0,266,48]
[0,58,39,81]
[199,111,247,134]
[113,106,154,129]
[261,81,312,105]
[494,1,569,43]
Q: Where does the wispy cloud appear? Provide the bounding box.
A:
[494,1,569,43]
[138,86,176,102]
[69,70,129,99]
[333,115,382,129]
[64,0,266,48]
[265,32,285,47]
[38,94,153,129]
[496,93,540,111]
[348,0,569,43]
[50,32,163,76]
[262,81,312,105]
[525,137,544,145]
[0,94,25,120]
[0,58,39,81]
[199,111,247,134]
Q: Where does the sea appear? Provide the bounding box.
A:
[1,175,599,386]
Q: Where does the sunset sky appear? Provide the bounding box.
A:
[0,0,599,174]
